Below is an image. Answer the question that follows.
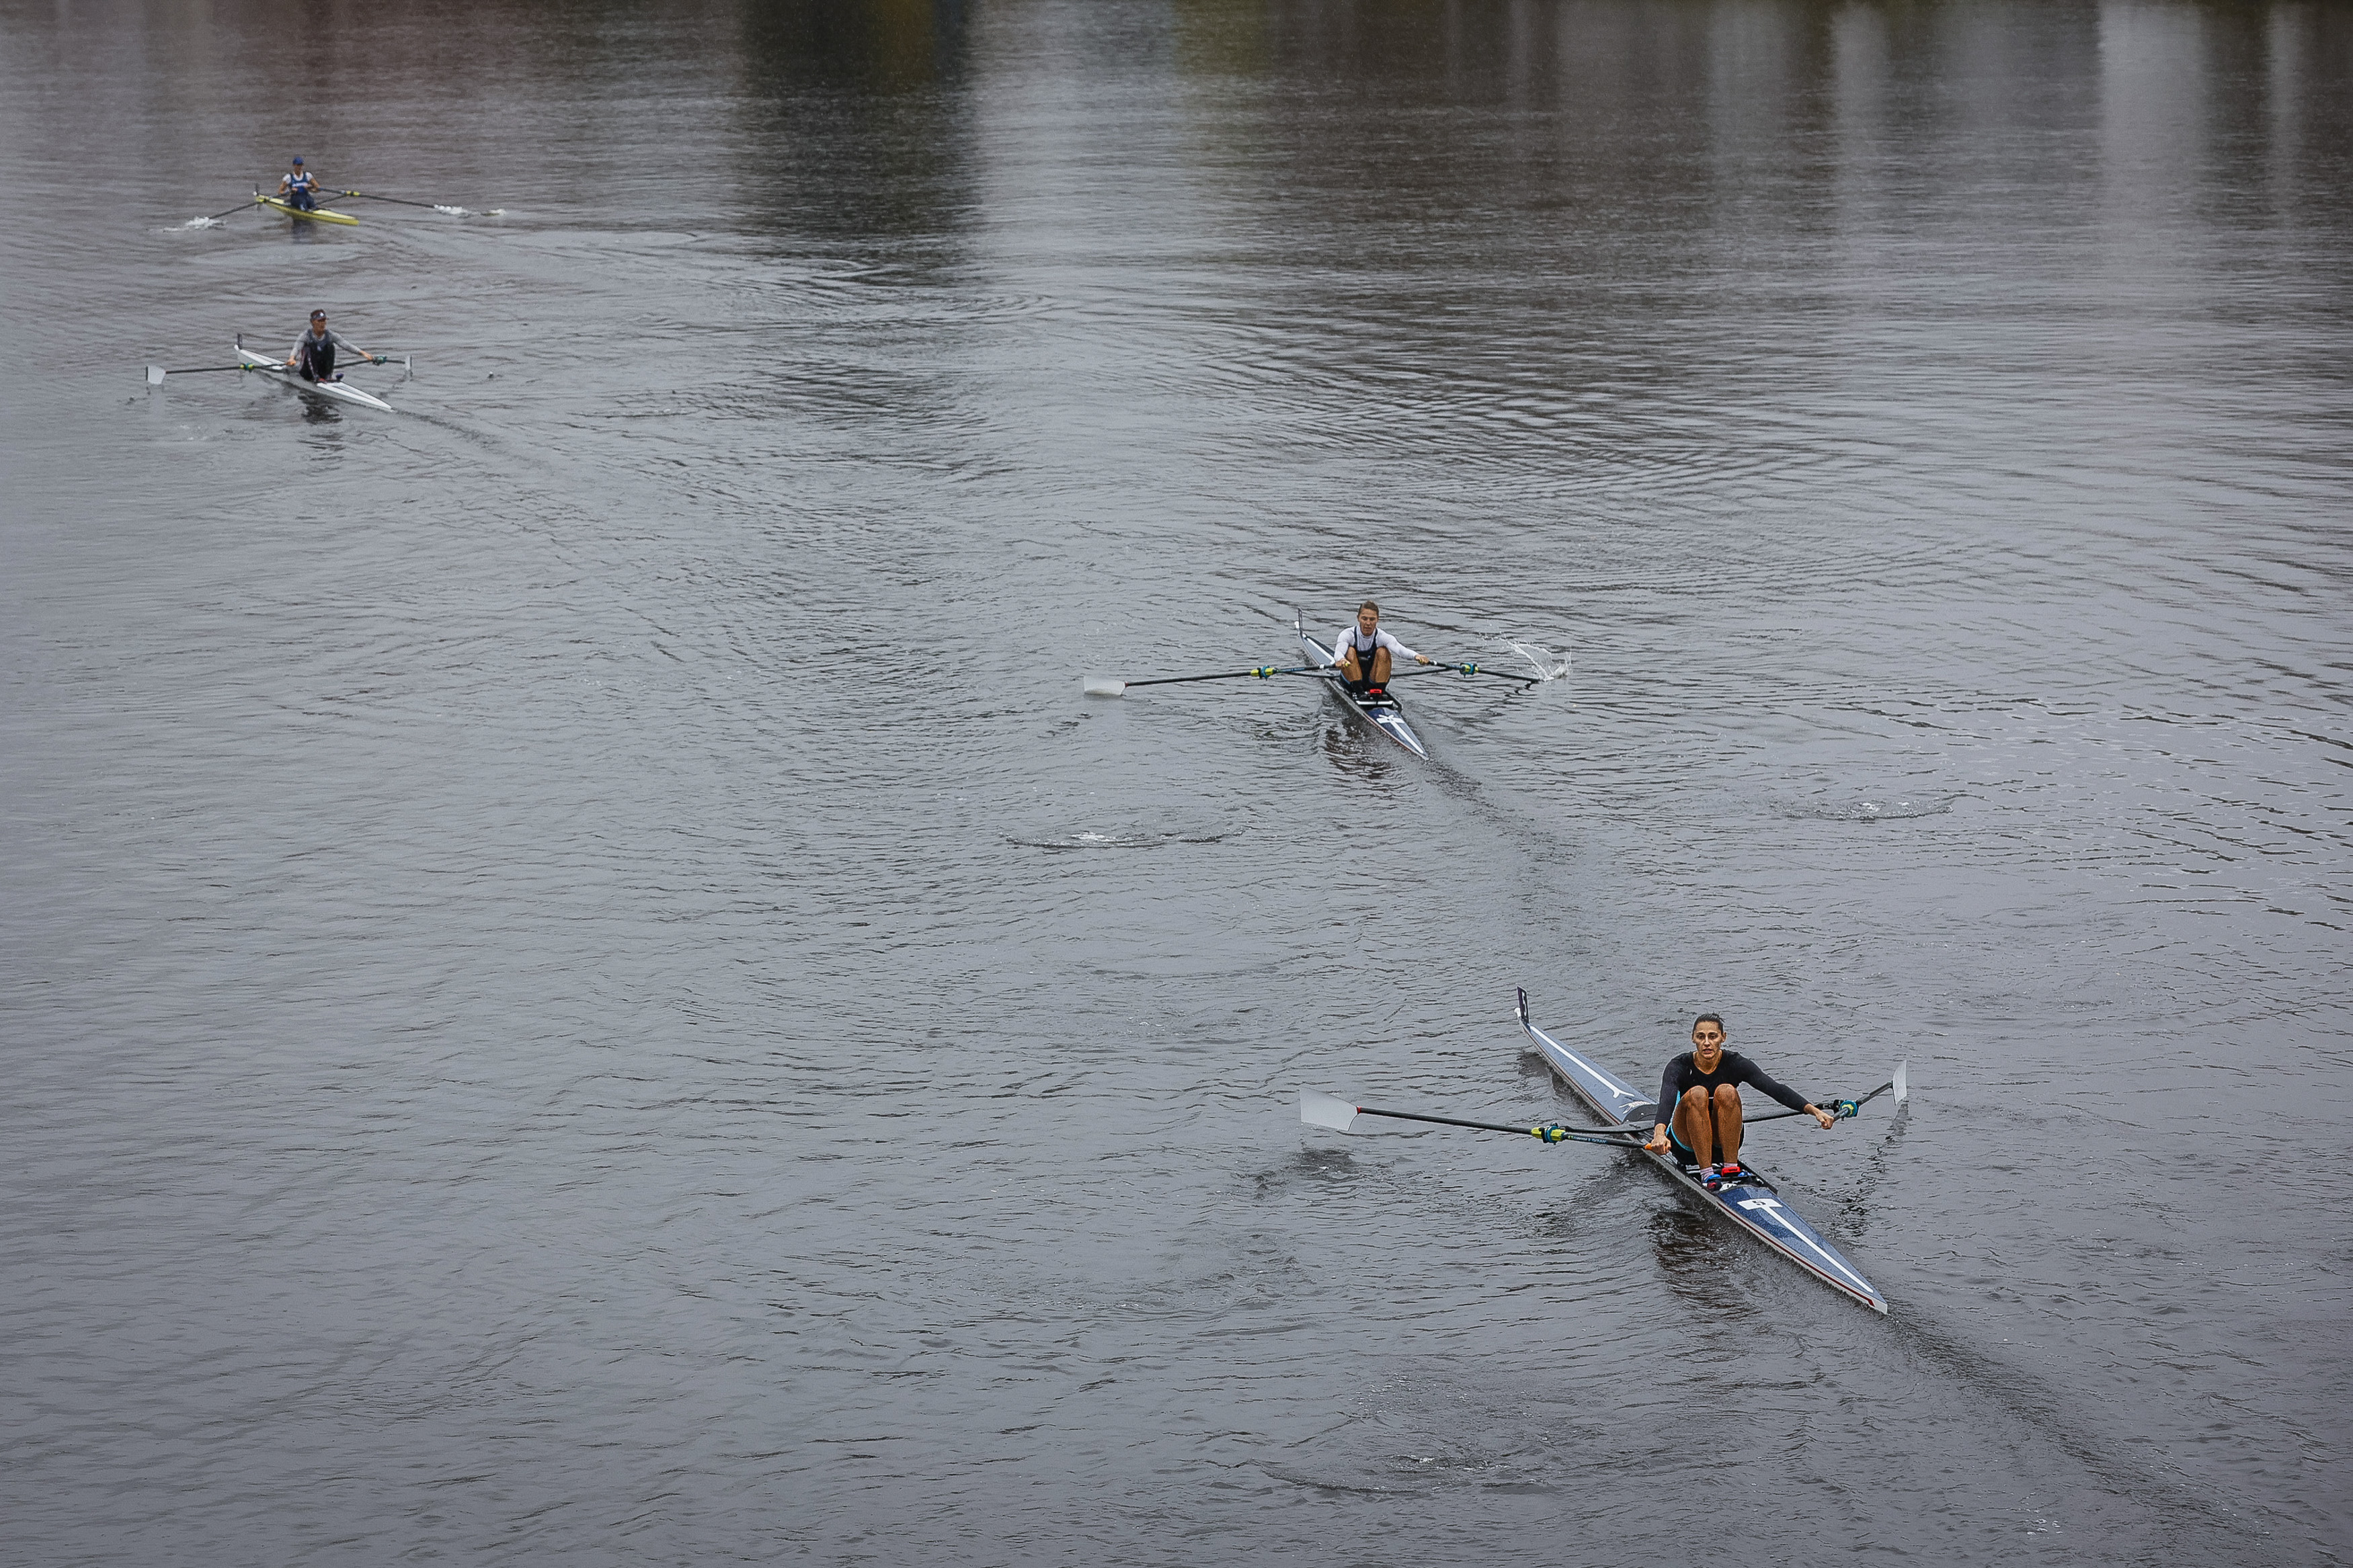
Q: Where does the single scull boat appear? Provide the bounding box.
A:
[235,341,395,413]
[255,192,360,225]
[1295,608,1430,759]
[1516,987,1895,1313]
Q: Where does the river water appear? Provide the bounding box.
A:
[2,1,2348,1563]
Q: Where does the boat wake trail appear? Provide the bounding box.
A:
[1880,1306,2258,1562]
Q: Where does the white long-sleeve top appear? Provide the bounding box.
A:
[1332,624,1419,665]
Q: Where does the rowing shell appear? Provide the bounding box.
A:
[235,346,395,413]
[1295,609,1430,759]
[255,193,359,225]
[1515,988,1888,1313]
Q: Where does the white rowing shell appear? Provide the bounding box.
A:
[1515,989,1888,1314]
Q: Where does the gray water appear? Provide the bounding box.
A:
[3,1,2349,1563]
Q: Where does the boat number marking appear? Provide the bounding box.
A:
[1734,1196,1872,1292]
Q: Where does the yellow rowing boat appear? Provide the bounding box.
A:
[255,193,358,226]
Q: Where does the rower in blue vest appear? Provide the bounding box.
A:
[284,310,383,384]
[276,157,319,212]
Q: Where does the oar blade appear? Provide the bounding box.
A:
[1893,1059,1908,1105]
[1081,676,1126,698]
[1299,1089,1363,1134]
[145,365,166,386]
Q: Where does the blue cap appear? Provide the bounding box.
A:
[292,156,304,164]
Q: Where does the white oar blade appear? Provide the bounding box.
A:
[1893,1059,1909,1105]
[1081,676,1126,698]
[145,365,167,386]
[1300,1089,1363,1134]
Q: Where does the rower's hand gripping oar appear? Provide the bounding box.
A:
[1743,1060,1909,1125]
[1301,1089,1639,1147]
[1083,665,1332,698]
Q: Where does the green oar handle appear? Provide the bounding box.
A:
[1352,1104,1640,1147]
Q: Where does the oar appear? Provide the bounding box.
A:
[1745,1061,1909,1124]
[337,189,502,217]
[1301,1089,1640,1147]
[147,364,250,383]
[1082,665,1330,698]
[150,354,407,387]
[189,196,258,223]
[1388,661,1543,688]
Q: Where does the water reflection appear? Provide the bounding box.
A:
[1646,1204,1767,1319]
[744,0,971,90]
[737,0,976,248]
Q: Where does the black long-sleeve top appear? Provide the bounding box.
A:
[1654,1050,1811,1124]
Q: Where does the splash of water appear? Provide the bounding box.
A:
[1502,639,1571,682]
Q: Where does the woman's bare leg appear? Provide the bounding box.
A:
[1673,1087,1715,1165]
[1712,1083,1745,1167]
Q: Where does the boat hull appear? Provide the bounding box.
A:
[1296,618,1431,759]
[255,194,359,225]
[1515,989,1888,1314]
[237,347,394,412]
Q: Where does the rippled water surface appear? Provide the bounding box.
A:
[3,1,2350,1563]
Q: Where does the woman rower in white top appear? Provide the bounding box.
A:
[1332,601,1433,696]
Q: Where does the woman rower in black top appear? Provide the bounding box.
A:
[1642,1013,1836,1186]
